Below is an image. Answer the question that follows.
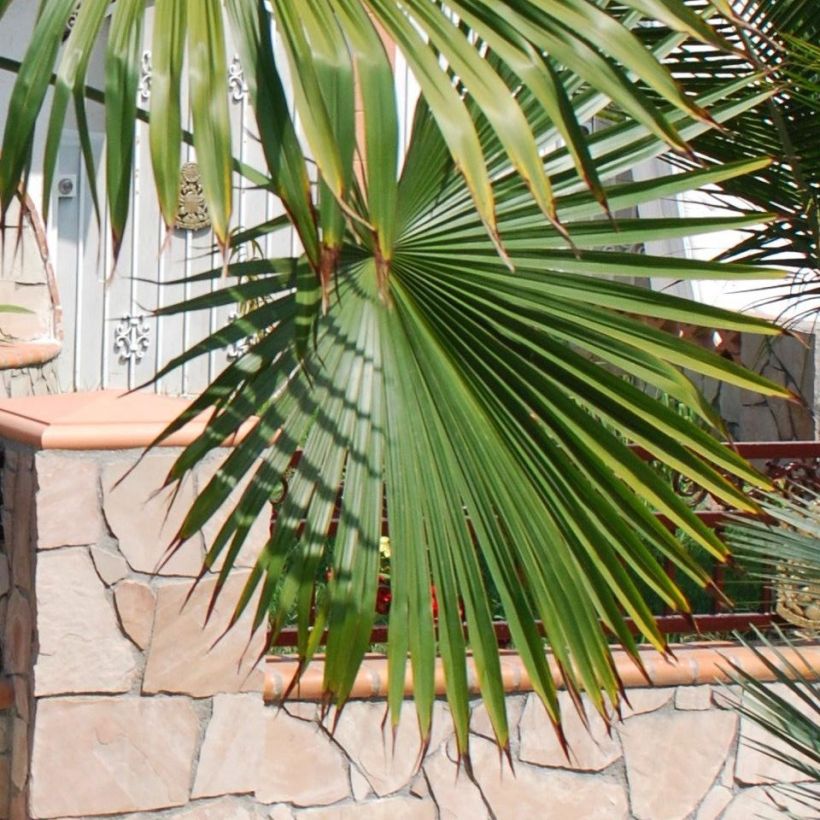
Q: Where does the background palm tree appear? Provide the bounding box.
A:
[725,492,820,814]
[0,0,803,762]
[643,0,819,314]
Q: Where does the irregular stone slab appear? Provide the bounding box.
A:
[471,735,628,820]
[0,553,9,596]
[519,692,621,772]
[34,549,137,696]
[423,746,488,819]
[193,694,265,799]
[712,684,741,711]
[351,766,372,800]
[735,683,816,785]
[114,579,156,649]
[0,713,9,753]
[269,807,295,820]
[10,716,28,791]
[333,700,451,797]
[89,546,129,586]
[195,455,271,570]
[13,675,30,724]
[30,696,199,818]
[282,701,322,722]
[471,694,524,741]
[6,452,35,593]
[621,709,737,820]
[721,745,737,787]
[102,455,204,576]
[0,756,9,813]
[35,453,102,549]
[297,797,436,819]
[3,589,32,675]
[170,797,265,819]
[143,572,265,696]
[620,687,673,718]
[696,785,733,820]
[255,709,349,806]
[722,784,820,820]
[675,685,712,711]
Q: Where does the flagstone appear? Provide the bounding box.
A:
[34,549,137,696]
[29,696,199,818]
[102,455,204,576]
[722,785,820,819]
[696,785,734,820]
[735,683,817,785]
[195,455,271,569]
[113,579,156,650]
[255,709,349,806]
[519,692,621,772]
[471,735,629,820]
[423,745,488,820]
[35,454,102,549]
[89,546,129,586]
[471,694,524,741]
[675,685,712,711]
[296,798,436,819]
[170,797,264,819]
[620,687,673,718]
[193,694,265,799]
[621,709,737,820]
[142,571,264,697]
[333,701,451,797]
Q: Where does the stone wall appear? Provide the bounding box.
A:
[0,443,817,819]
[0,363,60,401]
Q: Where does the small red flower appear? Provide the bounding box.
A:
[376,576,392,614]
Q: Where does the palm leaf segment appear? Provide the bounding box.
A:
[725,496,820,814]
[647,0,820,283]
[0,1,794,761]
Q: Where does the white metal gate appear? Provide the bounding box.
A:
[46,8,420,396]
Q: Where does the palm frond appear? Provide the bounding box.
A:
[725,492,820,812]
[0,0,804,761]
[642,0,820,277]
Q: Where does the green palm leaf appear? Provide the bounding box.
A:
[725,496,820,814]
[642,0,820,278]
[147,70,791,762]
[0,0,802,758]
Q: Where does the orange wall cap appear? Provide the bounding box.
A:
[0,389,255,450]
[264,641,820,703]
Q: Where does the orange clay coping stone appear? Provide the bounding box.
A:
[0,389,255,450]
[264,641,820,703]
[0,341,61,370]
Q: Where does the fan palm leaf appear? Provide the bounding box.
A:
[0,0,800,762]
[151,89,790,765]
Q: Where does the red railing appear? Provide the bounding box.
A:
[268,440,820,647]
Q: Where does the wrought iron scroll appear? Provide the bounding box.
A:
[114,314,151,364]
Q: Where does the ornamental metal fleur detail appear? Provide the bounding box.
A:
[175,162,211,231]
[138,50,152,102]
[228,55,248,102]
[114,314,151,364]
[226,310,257,360]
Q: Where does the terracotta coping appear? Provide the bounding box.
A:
[264,641,820,703]
[0,341,61,370]
[0,389,254,450]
